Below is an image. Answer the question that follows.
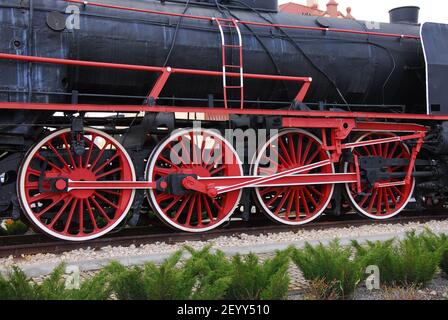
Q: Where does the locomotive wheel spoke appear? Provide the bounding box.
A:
[253,129,335,226]
[146,128,242,233]
[344,132,415,220]
[18,128,135,241]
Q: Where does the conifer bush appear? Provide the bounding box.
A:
[440,248,448,278]
[225,250,290,300]
[353,231,440,288]
[290,241,363,300]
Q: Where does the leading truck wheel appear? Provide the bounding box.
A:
[18,128,136,241]
[344,132,415,220]
[146,128,243,232]
[252,129,335,225]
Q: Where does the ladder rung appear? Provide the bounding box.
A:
[223,45,242,48]
[225,86,243,89]
[224,65,242,68]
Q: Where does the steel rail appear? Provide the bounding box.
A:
[1,212,446,258]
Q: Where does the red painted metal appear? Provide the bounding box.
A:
[68,180,156,191]
[345,133,415,219]
[253,129,335,225]
[146,128,243,232]
[0,53,310,82]
[354,122,429,133]
[147,67,172,102]
[67,173,357,193]
[2,101,448,122]
[0,53,311,108]
[353,154,362,194]
[18,128,135,240]
[218,160,331,194]
[342,132,425,150]
[64,0,420,40]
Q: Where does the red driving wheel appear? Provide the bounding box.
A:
[252,129,335,225]
[18,128,135,241]
[344,132,415,219]
[146,128,243,232]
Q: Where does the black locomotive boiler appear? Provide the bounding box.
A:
[0,0,448,241]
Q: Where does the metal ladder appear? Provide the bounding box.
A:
[214,18,244,109]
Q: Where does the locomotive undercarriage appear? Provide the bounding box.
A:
[0,107,447,241]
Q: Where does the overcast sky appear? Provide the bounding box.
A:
[279,0,447,23]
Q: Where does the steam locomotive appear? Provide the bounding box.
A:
[1,0,447,241]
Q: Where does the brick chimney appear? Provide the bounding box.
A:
[326,0,339,18]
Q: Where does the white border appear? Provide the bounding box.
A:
[252,129,335,226]
[145,128,243,233]
[17,128,136,241]
[420,22,430,115]
[343,132,416,220]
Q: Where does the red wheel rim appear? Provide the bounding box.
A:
[146,129,243,232]
[253,129,335,225]
[345,132,415,219]
[18,128,135,241]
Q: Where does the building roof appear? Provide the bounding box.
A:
[279,2,325,16]
[279,1,355,19]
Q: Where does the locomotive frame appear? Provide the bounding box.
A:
[0,0,447,241]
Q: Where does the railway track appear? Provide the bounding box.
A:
[1,211,448,258]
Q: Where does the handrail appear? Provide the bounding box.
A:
[0,53,312,107]
[64,0,421,40]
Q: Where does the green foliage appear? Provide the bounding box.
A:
[0,220,29,236]
[439,246,448,278]
[35,264,67,300]
[143,250,195,300]
[225,250,290,300]
[290,241,362,300]
[353,231,440,288]
[97,247,233,300]
[0,267,36,300]
[183,245,232,300]
[67,270,111,300]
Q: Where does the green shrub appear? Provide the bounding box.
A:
[418,229,448,253]
[35,264,67,300]
[183,246,232,300]
[291,241,362,300]
[418,230,448,276]
[0,248,291,300]
[142,250,195,300]
[225,250,290,300]
[0,267,36,300]
[67,270,111,300]
[353,231,440,288]
[102,262,146,300]
[0,220,29,236]
[440,247,448,278]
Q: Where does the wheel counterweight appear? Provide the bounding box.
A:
[18,128,136,241]
[252,129,335,225]
[344,132,415,219]
[146,128,243,232]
